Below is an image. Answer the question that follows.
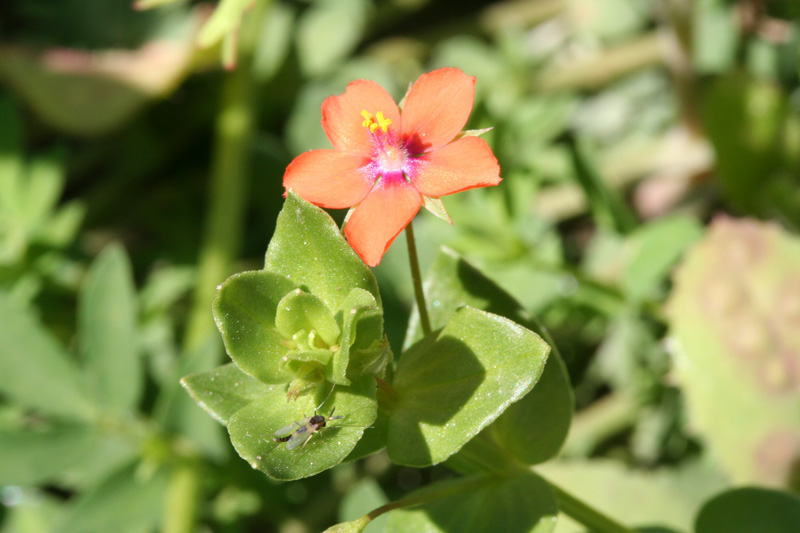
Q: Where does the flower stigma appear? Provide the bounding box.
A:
[360,109,410,180]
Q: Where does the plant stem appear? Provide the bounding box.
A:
[182,0,272,351]
[183,58,255,351]
[162,461,201,533]
[170,4,267,533]
[405,221,432,337]
[547,481,638,533]
[349,475,489,529]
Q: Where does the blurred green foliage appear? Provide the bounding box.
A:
[1,0,800,532]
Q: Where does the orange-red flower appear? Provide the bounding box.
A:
[283,67,501,266]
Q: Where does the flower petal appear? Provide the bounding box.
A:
[322,79,401,154]
[401,68,475,153]
[411,136,501,197]
[345,179,422,266]
[283,149,373,209]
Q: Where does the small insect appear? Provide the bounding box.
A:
[273,407,345,450]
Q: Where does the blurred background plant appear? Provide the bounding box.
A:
[1,0,799,532]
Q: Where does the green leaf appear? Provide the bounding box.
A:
[538,459,728,533]
[406,247,540,348]
[0,293,96,420]
[385,472,557,533]
[570,0,648,42]
[228,375,377,480]
[405,248,571,465]
[252,1,295,81]
[197,0,251,48]
[693,0,739,73]
[455,127,494,139]
[79,244,141,412]
[38,201,85,247]
[265,192,381,314]
[701,74,786,215]
[181,363,277,426]
[622,215,703,301]
[155,337,228,459]
[295,0,370,76]
[489,351,572,465]
[55,461,169,533]
[695,487,800,533]
[667,217,800,487]
[422,195,453,225]
[335,288,386,384]
[21,150,63,228]
[344,409,388,463]
[276,289,341,347]
[1,50,164,136]
[388,306,549,467]
[568,136,637,234]
[0,489,63,533]
[0,425,135,487]
[213,270,298,384]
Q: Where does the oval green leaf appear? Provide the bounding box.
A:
[667,217,800,487]
[0,293,96,420]
[695,487,800,533]
[388,306,550,467]
[228,376,377,480]
[79,243,141,413]
[0,425,135,487]
[265,192,381,314]
[275,289,341,347]
[385,472,557,533]
[180,363,277,425]
[489,351,572,465]
[295,0,369,76]
[55,460,169,533]
[335,288,386,384]
[213,270,298,384]
[405,248,571,465]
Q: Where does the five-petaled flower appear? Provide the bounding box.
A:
[283,67,501,266]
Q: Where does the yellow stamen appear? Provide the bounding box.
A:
[361,110,373,129]
[375,111,392,132]
[361,109,392,133]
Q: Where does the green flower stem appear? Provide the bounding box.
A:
[347,475,489,529]
[405,221,432,337]
[170,4,268,533]
[183,60,255,351]
[163,461,201,533]
[547,480,638,533]
[182,2,268,352]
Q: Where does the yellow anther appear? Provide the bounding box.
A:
[361,109,392,133]
[375,111,392,132]
[361,110,373,129]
